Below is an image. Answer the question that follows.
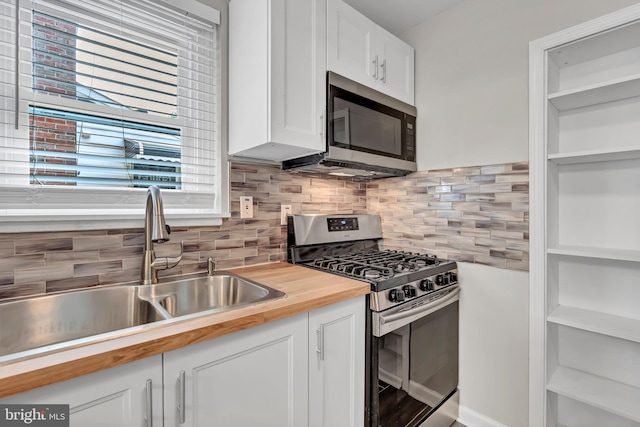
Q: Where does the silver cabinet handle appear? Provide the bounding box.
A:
[145,379,153,427]
[372,55,379,80]
[381,59,387,83]
[316,324,325,361]
[178,370,186,424]
[319,112,325,138]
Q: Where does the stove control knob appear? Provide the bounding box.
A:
[419,279,434,292]
[389,289,405,302]
[403,285,417,298]
[435,274,444,286]
[449,272,458,283]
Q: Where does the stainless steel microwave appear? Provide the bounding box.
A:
[282,72,417,180]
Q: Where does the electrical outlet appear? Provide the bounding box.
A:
[240,196,253,219]
[281,205,292,226]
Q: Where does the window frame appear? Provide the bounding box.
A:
[0,0,229,233]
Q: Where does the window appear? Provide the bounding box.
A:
[0,0,227,231]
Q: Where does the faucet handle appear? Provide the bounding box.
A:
[156,240,183,270]
[207,257,215,276]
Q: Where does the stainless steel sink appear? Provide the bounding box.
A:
[0,286,164,357]
[0,272,285,358]
[139,273,286,318]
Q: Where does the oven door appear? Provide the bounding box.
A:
[368,288,459,427]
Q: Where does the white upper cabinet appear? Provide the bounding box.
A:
[327,0,415,105]
[229,0,327,161]
[229,0,416,163]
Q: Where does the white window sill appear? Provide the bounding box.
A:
[0,210,230,233]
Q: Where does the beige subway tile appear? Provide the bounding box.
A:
[491,230,524,240]
[475,255,507,268]
[99,270,140,285]
[480,202,514,212]
[0,283,45,299]
[440,176,466,185]
[15,265,74,284]
[476,237,506,249]
[74,235,123,251]
[479,183,513,193]
[490,249,524,260]
[0,242,14,257]
[495,173,529,183]
[47,275,100,293]
[46,250,99,266]
[506,260,529,271]
[15,238,73,255]
[0,254,45,272]
[453,166,482,176]
[215,239,244,250]
[74,260,122,277]
[506,240,530,252]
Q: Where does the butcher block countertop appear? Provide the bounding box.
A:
[0,262,369,399]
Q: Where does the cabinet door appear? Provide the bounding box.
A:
[270,0,327,155]
[164,313,309,427]
[377,27,415,105]
[309,295,366,427]
[229,0,326,161]
[0,355,163,427]
[327,0,377,87]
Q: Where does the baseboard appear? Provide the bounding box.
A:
[458,406,508,427]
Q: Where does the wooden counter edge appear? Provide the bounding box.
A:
[0,262,369,399]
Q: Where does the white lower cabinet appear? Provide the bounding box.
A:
[163,312,309,427]
[1,355,163,427]
[1,296,365,426]
[309,296,365,427]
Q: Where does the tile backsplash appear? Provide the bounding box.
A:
[0,161,528,300]
[368,162,529,271]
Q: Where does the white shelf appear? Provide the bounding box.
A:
[548,306,640,343]
[547,366,640,423]
[548,73,640,111]
[547,245,640,262]
[548,146,640,164]
[549,21,640,68]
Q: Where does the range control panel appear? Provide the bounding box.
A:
[327,217,359,232]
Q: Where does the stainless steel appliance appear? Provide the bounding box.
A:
[282,72,417,180]
[287,214,460,427]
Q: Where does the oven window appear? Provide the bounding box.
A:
[375,301,459,427]
[332,97,402,156]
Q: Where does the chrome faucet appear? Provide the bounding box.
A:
[141,185,183,285]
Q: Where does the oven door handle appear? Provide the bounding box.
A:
[374,287,460,336]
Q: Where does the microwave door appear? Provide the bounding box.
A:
[332,108,350,146]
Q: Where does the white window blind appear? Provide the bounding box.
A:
[0,0,225,231]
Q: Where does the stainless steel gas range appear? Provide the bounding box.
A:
[287,214,460,427]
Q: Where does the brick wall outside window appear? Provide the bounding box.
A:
[30,14,78,185]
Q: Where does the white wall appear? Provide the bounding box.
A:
[401,0,640,171]
[457,263,528,427]
[400,1,640,426]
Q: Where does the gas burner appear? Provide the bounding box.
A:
[363,268,383,279]
[386,262,418,273]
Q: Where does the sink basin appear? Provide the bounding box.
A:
[139,272,287,318]
[0,272,286,358]
[0,286,164,357]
